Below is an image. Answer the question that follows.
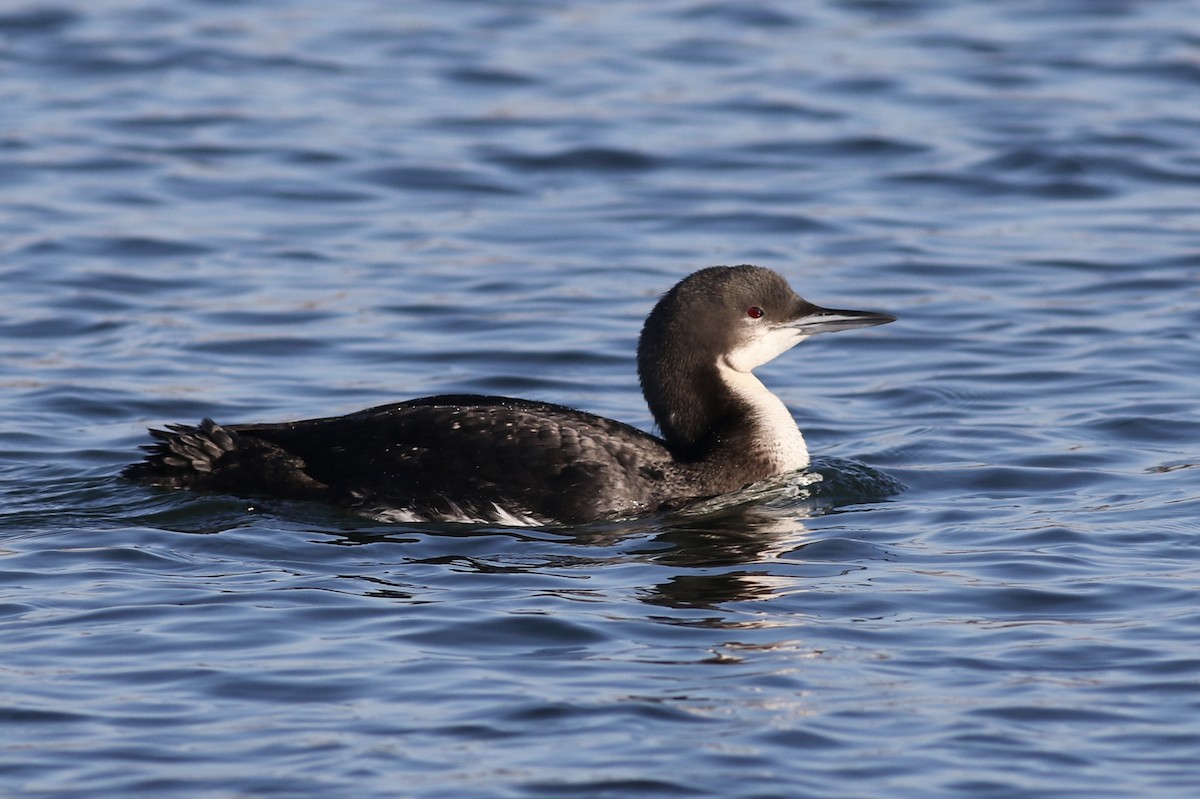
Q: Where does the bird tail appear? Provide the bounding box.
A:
[122,418,328,499]
[122,418,241,488]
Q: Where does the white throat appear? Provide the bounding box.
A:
[716,358,810,474]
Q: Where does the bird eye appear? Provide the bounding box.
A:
[746,306,764,319]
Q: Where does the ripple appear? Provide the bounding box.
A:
[485,146,662,173]
[887,169,1116,199]
[357,165,521,195]
[403,612,612,651]
[25,235,214,259]
[0,706,91,724]
[106,111,247,132]
[660,211,833,234]
[746,135,929,159]
[187,335,333,358]
[523,777,699,797]
[675,3,802,28]
[706,96,843,121]
[0,7,77,31]
[442,65,538,87]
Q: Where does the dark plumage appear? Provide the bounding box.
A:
[124,266,894,525]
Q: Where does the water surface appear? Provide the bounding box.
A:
[3,1,1199,797]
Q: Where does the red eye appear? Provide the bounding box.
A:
[746,306,764,319]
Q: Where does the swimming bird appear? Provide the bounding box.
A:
[124,265,895,525]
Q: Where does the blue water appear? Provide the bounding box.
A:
[3,1,1200,796]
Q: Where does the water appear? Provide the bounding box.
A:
[3,0,1199,796]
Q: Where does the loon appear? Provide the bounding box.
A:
[124,265,895,526]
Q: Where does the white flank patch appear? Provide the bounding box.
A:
[368,502,549,528]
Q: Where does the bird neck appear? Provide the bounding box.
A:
[712,359,809,474]
[640,353,809,476]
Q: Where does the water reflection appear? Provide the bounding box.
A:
[634,505,816,608]
[643,570,791,608]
